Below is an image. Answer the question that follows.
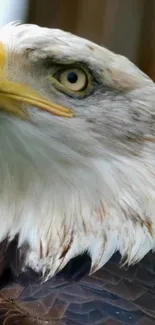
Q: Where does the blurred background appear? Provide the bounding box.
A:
[1,0,155,80]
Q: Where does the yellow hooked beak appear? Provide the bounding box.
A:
[0,43,73,119]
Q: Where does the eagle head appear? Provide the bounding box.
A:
[0,22,155,285]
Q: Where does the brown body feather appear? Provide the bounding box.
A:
[0,251,154,324]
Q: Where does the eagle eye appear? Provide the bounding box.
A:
[50,64,94,97]
[57,68,88,92]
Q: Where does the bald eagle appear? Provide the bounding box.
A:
[0,22,155,324]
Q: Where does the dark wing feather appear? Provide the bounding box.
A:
[0,252,155,325]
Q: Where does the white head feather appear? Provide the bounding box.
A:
[0,22,155,282]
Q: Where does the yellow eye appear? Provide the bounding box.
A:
[59,68,87,92]
[51,65,94,97]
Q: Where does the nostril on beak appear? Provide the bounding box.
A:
[15,268,42,286]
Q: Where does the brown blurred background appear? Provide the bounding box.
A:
[27,0,155,80]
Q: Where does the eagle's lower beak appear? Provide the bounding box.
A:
[0,43,73,119]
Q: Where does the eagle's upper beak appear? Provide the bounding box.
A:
[0,43,73,119]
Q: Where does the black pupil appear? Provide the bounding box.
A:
[67,72,78,84]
